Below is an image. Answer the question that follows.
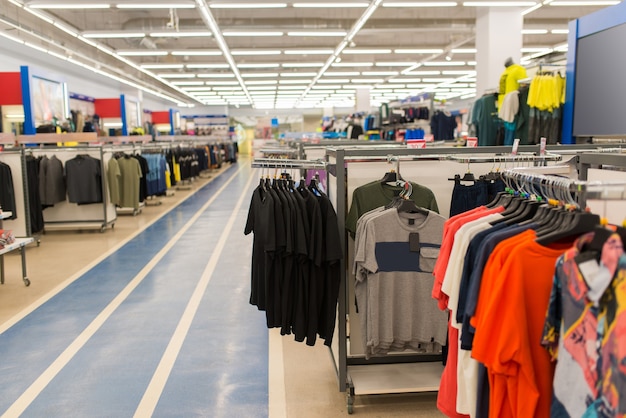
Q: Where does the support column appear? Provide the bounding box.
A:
[475,7,524,95]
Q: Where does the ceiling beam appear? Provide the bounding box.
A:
[296,0,384,105]
[195,0,253,105]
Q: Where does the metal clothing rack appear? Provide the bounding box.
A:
[0,145,35,287]
[28,146,117,232]
[323,143,621,412]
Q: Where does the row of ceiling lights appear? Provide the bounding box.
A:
[21,1,620,8]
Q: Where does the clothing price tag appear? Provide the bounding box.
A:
[511,138,520,155]
[577,258,612,303]
[409,233,420,252]
[466,137,478,147]
[540,137,547,156]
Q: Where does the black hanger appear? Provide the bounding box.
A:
[396,198,429,215]
[536,210,600,246]
[380,170,399,184]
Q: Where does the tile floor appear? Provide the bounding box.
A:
[0,157,442,417]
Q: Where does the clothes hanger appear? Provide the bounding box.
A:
[536,177,600,245]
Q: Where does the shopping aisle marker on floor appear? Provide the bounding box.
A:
[133,170,256,417]
[0,164,247,418]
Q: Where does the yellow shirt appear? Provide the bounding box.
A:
[498,64,528,107]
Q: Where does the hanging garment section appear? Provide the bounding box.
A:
[432,171,626,418]
[0,161,17,220]
[244,162,343,347]
[65,154,103,205]
[352,182,448,359]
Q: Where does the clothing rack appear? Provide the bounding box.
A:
[251,158,327,170]
[28,146,116,232]
[323,143,624,412]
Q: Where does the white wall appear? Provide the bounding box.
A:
[0,37,179,110]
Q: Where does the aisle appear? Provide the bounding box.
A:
[0,162,265,417]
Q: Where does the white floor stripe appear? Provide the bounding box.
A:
[269,328,288,418]
[0,164,247,335]
[133,170,256,417]
[1,165,247,418]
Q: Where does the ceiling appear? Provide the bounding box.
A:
[0,0,617,110]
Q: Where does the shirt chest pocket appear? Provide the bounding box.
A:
[419,247,439,273]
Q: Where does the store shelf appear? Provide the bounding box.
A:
[348,362,443,395]
[0,237,34,257]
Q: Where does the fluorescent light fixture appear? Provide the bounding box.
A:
[210,2,287,8]
[118,50,168,56]
[183,87,213,91]
[172,81,205,85]
[375,61,416,67]
[422,61,466,66]
[351,78,384,84]
[196,74,236,78]
[362,71,399,76]
[331,62,373,67]
[287,31,347,37]
[5,114,25,119]
[157,73,196,78]
[403,70,441,75]
[422,78,457,82]
[204,81,239,85]
[282,63,324,68]
[28,3,110,8]
[442,70,476,75]
[324,71,361,76]
[551,29,569,34]
[343,48,392,54]
[25,41,48,53]
[241,73,279,78]
[150,31,212,37]
[522,29,548,34]
[549,0,618,4]
[212,86,243,91]
[312,85,342,89]
[522,3,542,13]
[141,64,184,69]
[171,50,222,56]
[231,50,282,56]
[223,31,284,37]
[278,85,308,89]
[248,86,277,90]
[394,49,444,54]
[279,80,312,85]
[293,2,368,6]
[451,48,477,54]
[117,3,195,8]
[389,78,421,83]
[318,78,350,83]
[464,1,536,5]
[187,63,230,69]
[284,49,334,55]
[554,43,568,51]
[83,31,145,38]
[246,80,279,85]
[383,1,457,5]
[280,72,317,77]
[234,63,280,69]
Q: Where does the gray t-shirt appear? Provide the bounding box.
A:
[355,208,448,358]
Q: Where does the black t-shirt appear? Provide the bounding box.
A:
[265,187,286,328]
[244,185,276,311]
[316,193,343,346]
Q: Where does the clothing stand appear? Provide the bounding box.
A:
[323,143,620,413]
[0,136,34,286]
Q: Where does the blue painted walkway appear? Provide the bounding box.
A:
[0,163,266,418]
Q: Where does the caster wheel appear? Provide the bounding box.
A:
[347,403,353,414]
[23,278,30,287]
[100,227,106,233]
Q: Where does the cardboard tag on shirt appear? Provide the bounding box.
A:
[409,233,420,252]
[577,257,612,304]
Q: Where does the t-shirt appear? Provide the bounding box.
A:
[116,156,143,209]
[542,231,626,417]
[65,154,103,205]
[346,180,439,236]
[244,186,277,311]
[498,63,527,107]
[355,208,447,358]
[472,231,569,418]
[106,157,121,206]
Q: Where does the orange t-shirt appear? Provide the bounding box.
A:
[472,231,570,418]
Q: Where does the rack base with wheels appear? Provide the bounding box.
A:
[0,237,34,286]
